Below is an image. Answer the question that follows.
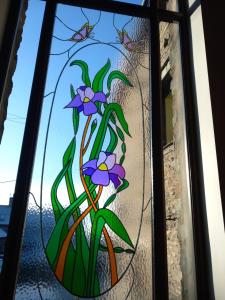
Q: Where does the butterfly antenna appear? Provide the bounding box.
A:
[122,16,134,31]
[55,15,76,32]
[81,7,89,23]
[93,10,102,27]
[113,14,119,32]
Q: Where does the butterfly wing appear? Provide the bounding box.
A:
[123,31,132,45]
[121,31,138,51]
[71,23,88,41]
[125,41,139,51]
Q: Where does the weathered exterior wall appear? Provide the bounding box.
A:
[0,0,28,143]
[160,16,197,300]
[164,144,182,300]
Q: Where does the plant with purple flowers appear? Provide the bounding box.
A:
[82,151,125,188]
[65,86,106,115]
[46,59,134,297]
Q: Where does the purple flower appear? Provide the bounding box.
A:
[65,86,106,116]
[82,151,125,188]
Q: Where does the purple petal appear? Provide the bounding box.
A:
[83,102,97,116]
[105,154,116,170]
[85,87,94,100]
[77,104,84,112]
[109,164,125,179]
[83,168,95,176]
[65,95,82,108]
[92,92,107,103]
[82,159,97,170]
[97,152,107,166]
[77,88,85,101]
[109,173,121,189]
[91,169,110,186]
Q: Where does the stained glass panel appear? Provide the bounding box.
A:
[15,3,151,299]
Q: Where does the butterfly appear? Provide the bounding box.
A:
[117,29,139,52]
[69,22,94,42]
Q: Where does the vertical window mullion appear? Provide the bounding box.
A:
[151,3,169,299]
[0,2,56,299]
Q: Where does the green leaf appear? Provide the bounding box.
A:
[92,59,111,92]
[62,138,90,294]
[120,154,125,165]
[50,139,76,222]
[51,162,69,222]
[70,60,91,87]
[63,138,76,167]
[70,84,75,98]
[73,109,79,135]
[46,184,96,268]
[117,179,129,193]
[99,244,135,254]
[116,126,125,142]
[87,208,134,294]
[106,125,118,153]
[107,70,133,94]
[90,103,131,160]
[110,114,116,125]
[121,142,126,153]
[90,119,97,134]
[103,179,129,208]
[70,84,80,134]
[62,137,77,206]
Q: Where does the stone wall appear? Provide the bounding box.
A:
[161,16,197,300]
[164,144,182,300]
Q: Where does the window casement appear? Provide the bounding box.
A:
[0,1,220,300]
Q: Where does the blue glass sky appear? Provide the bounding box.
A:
[0,0,143,204]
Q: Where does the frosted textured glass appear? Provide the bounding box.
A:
[15,4,151,300]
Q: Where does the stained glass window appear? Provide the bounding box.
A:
[15,3,151,299]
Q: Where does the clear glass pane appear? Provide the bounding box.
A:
[159,0,179,12]
[191,7,225,299]
[188,0,196,7]
[15,4,151,299]
[160,21,197,299]
[0,0,45,272]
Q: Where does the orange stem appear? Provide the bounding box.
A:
[80,116,118,286]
